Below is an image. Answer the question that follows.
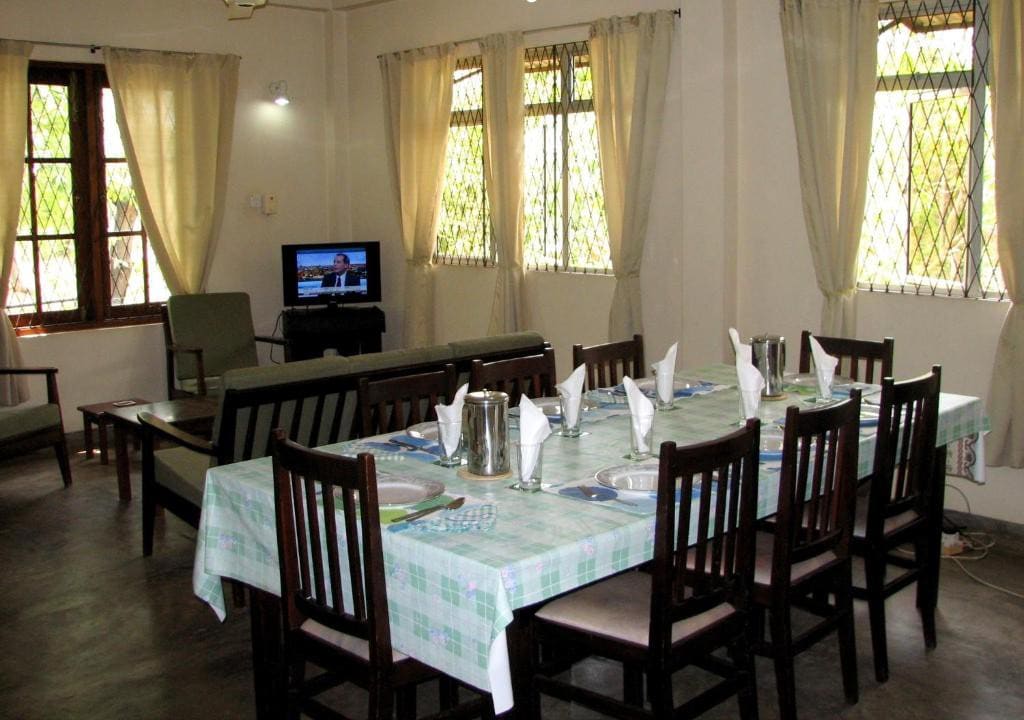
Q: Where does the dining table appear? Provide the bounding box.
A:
[191,364,988,718]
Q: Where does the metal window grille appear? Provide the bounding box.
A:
[435,42,611,273]
[859,0,1003,299]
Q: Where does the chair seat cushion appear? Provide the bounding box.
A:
[753,531,839,588]
[178,376,224,396]
[300,618,409,663]
[852,497,922,540]
[0,403,60,441]
[153,446,213,506]
[534,571,737,648]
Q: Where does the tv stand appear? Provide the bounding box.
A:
[281,306,386,361]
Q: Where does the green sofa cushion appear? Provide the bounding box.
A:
[343,345,454,375]
[221,356,351,392]
[448,331,546,359]
[0,403,60,441]
[154,446,213,507]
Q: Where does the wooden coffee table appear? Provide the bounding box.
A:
[104,397,218,502]
[77,398,151,465]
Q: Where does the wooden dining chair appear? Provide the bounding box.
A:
[468,348,557,407]
[852,365,942,683]
[270,430,491,720]
[571,334,645,390]
[752,390,862,720]
[798,330,894,383]
[356,364,457,437]
[529,420,762,720]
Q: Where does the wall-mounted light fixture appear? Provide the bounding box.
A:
[269,80,290,106]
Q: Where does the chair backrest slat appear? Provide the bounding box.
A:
[798,330,894,384]
[357,365,458,438]
[469,349,557,407]
[572,334,645,391]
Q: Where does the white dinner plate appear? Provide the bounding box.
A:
[613,377,711,397]
[405,421,440,441]
[595,464,660,492]
[784,372,854,391]
[374,473,444,506]
[509,396,598,417]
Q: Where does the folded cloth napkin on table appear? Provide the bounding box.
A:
[556,364,586,428]
[729,327,751,363]
[435,383,469,456]
[622,376,655,454]
[518,395,552,481]
[808,335,839,400]
[735,355,765,420]
[652,342,678,405]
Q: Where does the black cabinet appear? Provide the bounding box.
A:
[281,306,386,361]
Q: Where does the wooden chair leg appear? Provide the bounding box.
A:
[733,632,760,720]
[865,552,890,683]
[915,534,939,649]
[367,683,394,720]
[623,663,644,706]
[769,606,798,720]
[438,676,458,710]
[835,568,859,703]
[396,685,416,720]
[54,438,72,487]
[141,432,156,556]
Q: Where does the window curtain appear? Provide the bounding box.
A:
[103,48,239,295]
[779,0,877,336]
[380,45,455,348]
[986,0,1024,467]
[0,40,31,405]
[590,11,674,341]
[481,32,526,334]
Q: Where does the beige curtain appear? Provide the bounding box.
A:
[590,11,674,340]
[481,32,526,334]
[380,45,455,348]
[0,40,31,405]
[986,0,1024,467]
[104,48,239,294]
[780,0,877,336]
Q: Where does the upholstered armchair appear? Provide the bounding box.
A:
[162,292,287,399]
[0,367,71,486]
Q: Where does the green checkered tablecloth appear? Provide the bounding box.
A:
[192,364,987,712]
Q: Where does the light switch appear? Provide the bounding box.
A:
[262,193,278,215]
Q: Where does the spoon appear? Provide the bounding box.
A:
[578,485,637,507]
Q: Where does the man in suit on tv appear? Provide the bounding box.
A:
[320,253,361,289]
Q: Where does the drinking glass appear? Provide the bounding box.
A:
[557,391,583,437]
[627,415,654,461]
[511,439,544,492]
[652,366,676,412]
[435,419,463,467]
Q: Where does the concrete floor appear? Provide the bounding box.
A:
[1,438,1022,719]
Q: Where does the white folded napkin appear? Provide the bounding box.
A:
[651,342,678,405]
[435,383,468,456]
[556,364,587,427]
[517,395,552,481]
[622,376,655,454]
[808,335,839,400]
[729,327,751,363]
[735,355,765,419]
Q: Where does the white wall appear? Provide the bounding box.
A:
[342,0,1021,523]
[4,0,331,427]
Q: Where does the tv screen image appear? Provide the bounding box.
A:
[282,242,382,307]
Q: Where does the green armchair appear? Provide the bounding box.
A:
[0,367,71,486]
[162,292,287,399]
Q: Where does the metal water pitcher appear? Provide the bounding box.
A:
[464,390,510,476]
[751,335,786,398]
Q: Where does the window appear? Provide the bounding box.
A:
[436,42,611,273]
[859,0,1003,299]
[8,62,169,332]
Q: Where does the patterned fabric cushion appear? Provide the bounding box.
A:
[0,403,60,441]
[534,571,736,648]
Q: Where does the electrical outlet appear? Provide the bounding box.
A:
[942,531,964,556]
[262,193,278,215]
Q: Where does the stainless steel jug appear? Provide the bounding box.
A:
[751,335,786,398]
[464,390,510,475]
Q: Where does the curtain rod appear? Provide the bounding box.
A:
[377,7,681,59]
[2,38,224,58]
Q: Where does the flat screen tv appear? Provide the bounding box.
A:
[282,242,382,307]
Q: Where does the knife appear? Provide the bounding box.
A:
[390,496,465,523]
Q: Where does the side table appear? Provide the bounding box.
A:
[77,398,150,466]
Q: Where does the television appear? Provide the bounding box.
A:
[281,241,382,307]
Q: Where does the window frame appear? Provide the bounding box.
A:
[11,60,164,335]
[859,0,1002,300]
